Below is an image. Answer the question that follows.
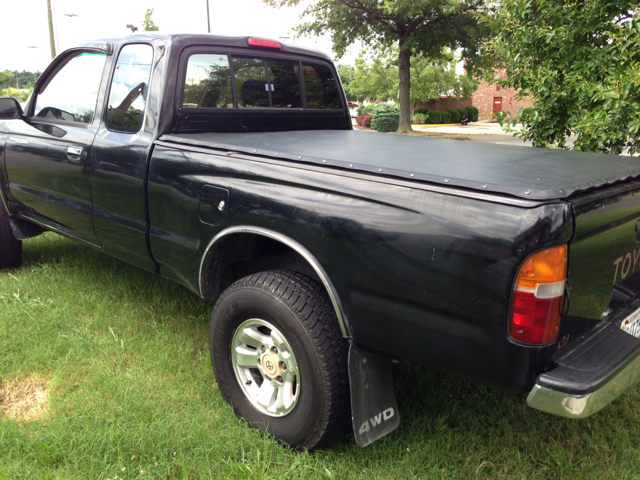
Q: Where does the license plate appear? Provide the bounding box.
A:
[621,307,640,338]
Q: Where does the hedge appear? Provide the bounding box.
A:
[371,104,400,132]
[464,106,479,122]
[447,109,461,123]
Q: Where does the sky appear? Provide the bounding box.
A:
[0,0,360,73]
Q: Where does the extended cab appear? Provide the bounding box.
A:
[2,33,640,449]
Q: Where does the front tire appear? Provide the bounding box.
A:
[0,203,22,269]
[210,270,349,450]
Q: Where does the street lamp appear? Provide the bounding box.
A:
[64,13,79,45]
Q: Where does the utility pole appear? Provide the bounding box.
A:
[47,0,56,59]
[206,0,210,33]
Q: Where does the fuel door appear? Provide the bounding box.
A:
[199,185,230,226]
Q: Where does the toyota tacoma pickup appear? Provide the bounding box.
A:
[2,33,640,450]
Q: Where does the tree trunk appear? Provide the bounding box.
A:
[397,38,412,133]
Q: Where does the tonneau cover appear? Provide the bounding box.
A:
[158,130,640,200]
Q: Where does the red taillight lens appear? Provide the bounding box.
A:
[510,290,564,343]
[509,245,567,345]
[248,38,281,49]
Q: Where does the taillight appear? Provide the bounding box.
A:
[248,38,281,49]
[509,245,567,344]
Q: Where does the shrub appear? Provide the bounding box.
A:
[439,111,451,123]
[411,113,427,124]
[356,113,372,127]
[371,104,400,132]
[447,109,461,123]
[465,106,479,122]
[425,110,441,124]
[357,104,377,116]
[414,108,431,116]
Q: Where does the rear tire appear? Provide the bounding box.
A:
[210,270,349,450]
[0,204,22,269]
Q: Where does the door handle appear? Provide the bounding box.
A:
[67,145,82,164]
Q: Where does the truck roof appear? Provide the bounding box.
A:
[78,33,334,63]
[159,130,640,200]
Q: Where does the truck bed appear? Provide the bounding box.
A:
[159,130,640,200]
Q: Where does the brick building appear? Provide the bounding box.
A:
[413,79,533,121]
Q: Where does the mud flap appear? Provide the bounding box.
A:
[349,345,400,447]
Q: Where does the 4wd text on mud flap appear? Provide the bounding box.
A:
[358,407,395,434]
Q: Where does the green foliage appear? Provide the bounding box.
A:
[447,109,461,123]
[371,103,400,132]
[345,52,397,103]
[411,52,479,104]
[465,105,479,122]
[346,48,480,110]
[356,104,378,116]
[439,111,451,123]
[414,108,431,116]
[141,7,159,31]
[0,70,40,90]
[485,1,640,154]
[336,64,356,100]
[263,0,489,132]
[411,113,427,124]
[0,70,14,89]
[0,87,32,102]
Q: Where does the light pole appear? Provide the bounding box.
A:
[206,0,210,33]
[64,13,79,46]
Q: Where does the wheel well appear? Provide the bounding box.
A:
[200,233,320,302]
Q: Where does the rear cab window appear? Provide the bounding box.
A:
[180,51,342,112]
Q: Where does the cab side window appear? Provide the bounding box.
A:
[106,44,154,133]
[34,52,106,124]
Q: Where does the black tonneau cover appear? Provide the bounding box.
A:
[159,130,640,200]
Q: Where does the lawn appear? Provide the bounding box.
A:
[1,232,640,479]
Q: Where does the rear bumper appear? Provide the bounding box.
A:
[527,321,640,418]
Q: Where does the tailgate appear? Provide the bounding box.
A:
[527,179,640,418]
[567,179,640,322]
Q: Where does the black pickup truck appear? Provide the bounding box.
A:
[2,33,640,450]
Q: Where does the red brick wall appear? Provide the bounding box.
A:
[472,80,533,121]
[413,78,533,121]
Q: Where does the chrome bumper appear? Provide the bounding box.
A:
[527,350,640,418]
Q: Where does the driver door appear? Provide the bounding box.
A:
[3,50,107,244]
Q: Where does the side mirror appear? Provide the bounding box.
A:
[0,97,24,119]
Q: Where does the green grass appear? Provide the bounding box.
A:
[2,232,640,479]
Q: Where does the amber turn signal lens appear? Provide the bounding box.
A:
[514,245,567,290]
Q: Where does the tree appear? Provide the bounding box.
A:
[336,64,356,100]
[345,52,397,103]
[343,48,478,105]
[263,0,487,133]
[486,1,640,154]
[141,8,159,31]
[0,70,14,89]
[410,51,478,104]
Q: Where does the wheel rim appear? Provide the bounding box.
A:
[231,318,300,417]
